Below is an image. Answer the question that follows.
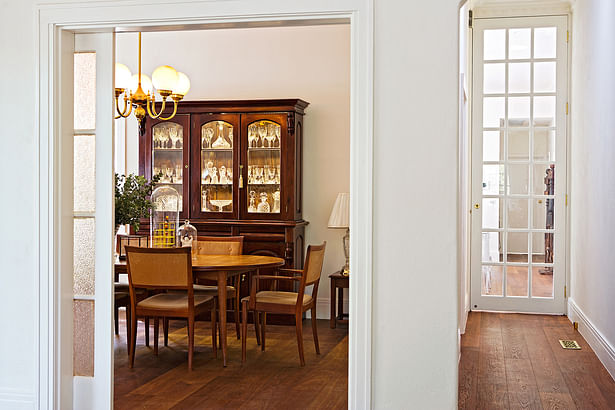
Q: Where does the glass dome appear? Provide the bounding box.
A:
[177,219,198,259]
[150,186,180,248]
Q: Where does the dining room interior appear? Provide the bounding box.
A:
[86,23,353,408]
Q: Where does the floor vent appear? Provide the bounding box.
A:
[559,340,581,350]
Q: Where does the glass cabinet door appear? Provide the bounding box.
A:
[144,114,190,219]
[191,114,240,219]
[240,113,288,219]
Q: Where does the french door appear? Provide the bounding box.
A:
[471,16,568,313]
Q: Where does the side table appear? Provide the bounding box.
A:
[329,271,349,328]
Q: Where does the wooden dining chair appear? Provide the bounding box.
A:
[241,242,326,366]
[162,236,245,348]
[125,246,217,370]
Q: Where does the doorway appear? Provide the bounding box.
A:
[470,16,568,313]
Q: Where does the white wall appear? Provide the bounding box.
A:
[569,0,615,377]
[116,26,350,319]
[373,0,459,407]
[0,1,461,408]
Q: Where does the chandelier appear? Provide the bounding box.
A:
[114,32,190,131]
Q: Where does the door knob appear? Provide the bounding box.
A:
[474,203,480,209]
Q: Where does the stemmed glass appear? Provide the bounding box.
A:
[274,126,281,148]
[203,127,214,148]
[169,127,179,148]
[258,123,267,148]
[267,123,276,148]
[248,125,256,147]
[268,166,277,184]
[165,167,174,183]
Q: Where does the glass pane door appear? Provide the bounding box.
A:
[247,120,281,215]
[471,16,567,313]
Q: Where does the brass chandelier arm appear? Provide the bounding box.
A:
[158,99,179,121]
[114,92,133,119]
[146,95,167,120]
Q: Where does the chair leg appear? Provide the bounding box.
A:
[241,300,248,363]
[211,303,217,358]
[153,317,159,356]
[311,307,320,355]
[260,312,267,352]
[187,316,195,371]
[163,318,169,347]
[114,305,119,335]
[296,312,305,366]
[129,308,137,368]
[234,283,241,340]
[145,317,150,347]
[125,306,131,356]
[254,311,261,346]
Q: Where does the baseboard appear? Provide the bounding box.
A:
[0,389,36,410]
[305,297,349,320]
[568,298,615,380]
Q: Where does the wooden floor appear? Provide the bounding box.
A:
[459,312,615,409]
[114,310,348,409]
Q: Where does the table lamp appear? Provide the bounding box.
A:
[328,192,349,275]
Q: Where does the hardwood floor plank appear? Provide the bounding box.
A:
[539,392,577,410]
[459,347,479,410]
[522,326,571,396]
[462,310,482,349]
[504,358,542,410]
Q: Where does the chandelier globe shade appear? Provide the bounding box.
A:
[173,72,191,97]
[129,73,152,95]
[152,65,179,94]
[115,63,132,90]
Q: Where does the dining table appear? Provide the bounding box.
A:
[115,253,285,366]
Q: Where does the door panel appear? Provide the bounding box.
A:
[471,16,567,313]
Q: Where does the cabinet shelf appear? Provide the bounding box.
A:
[154,148,183,152]
[248,147,281,151]
[201,182,233,186]
[201,148,233,152]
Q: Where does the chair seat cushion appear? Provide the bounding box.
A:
[242,291,312,306]
[193,284,236,296]
[137,293,213,311]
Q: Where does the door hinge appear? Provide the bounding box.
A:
[565,194,568,206]
[469,10,473,28]
[567,30,569,43]
[564,285,567,298]
[566,102,569,115]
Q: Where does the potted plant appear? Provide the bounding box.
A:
[114,173,161,234]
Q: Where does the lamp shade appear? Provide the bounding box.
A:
[328,193,349,228]
[173,72,191,96]
[129,73,152,94]
[115,63,132,90]
[152,65,179,92]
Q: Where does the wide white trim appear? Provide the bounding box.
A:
[36,1,373,409]
[567,299,615,380]
[0,389,36,410]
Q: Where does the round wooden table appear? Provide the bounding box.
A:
[115,254,285,366]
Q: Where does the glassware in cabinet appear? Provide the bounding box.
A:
[151,121,185,210]
[246,119,282,214]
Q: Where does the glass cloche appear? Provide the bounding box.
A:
[150,185,180,248]
[177,219,198,259]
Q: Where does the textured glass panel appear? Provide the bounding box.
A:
[508,198,528,229]
[153,122,185,211]
[508,62,530,93]
[74,218,96,295]
[508,128,529,160]
[509,28,531,59]
[534,27,557,59]
[483,97,505,127]
[508,164,529,194]
[507,232,528,263]
[484,63,505,94]
[484,29,506,60]
[482,198,503,229]
[509,97,530,124]
[73,300,95,376]
[534,62,556,93]
[507,266,528,297]
[534,129,556,161]
[74,135,96,212]
[534,96,556,124]
[483,164,504,195]
[74,52,96,130]
[482,232,503,263]
[532,266,554,297]
[483,131,504,161]
[533,164,555,195]
[201,121,233,213]
[533,198,555,230]
[482,265,503,296]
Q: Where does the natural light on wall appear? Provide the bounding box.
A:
[73,52,97,377]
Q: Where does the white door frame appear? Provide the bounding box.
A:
[470,15,569,314]
[36,1,373,409]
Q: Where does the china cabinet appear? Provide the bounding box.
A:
[138,99,309,324]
